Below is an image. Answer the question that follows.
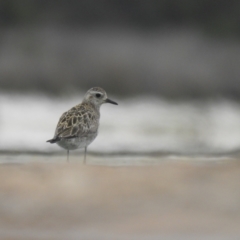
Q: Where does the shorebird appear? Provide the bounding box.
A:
[47,87,118,163]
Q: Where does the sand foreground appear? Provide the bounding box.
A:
[0,156,240,239]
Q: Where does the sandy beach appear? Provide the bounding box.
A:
[0,154,240,240]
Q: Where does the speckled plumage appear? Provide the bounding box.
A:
[47,87,118,162]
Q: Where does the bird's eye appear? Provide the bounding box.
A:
[95,93,101,98]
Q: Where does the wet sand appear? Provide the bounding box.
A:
[0,155,240,240]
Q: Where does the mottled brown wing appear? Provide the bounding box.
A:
[54,107,98,139]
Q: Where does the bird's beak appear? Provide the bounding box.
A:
[105,98,118,105]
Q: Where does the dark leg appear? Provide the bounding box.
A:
[84,147,87,164]
[67,150,69,162]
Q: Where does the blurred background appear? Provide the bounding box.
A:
[1,0,240,154]
[1,0,240,97]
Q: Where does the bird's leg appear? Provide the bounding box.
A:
[67,150,69,162]
[84,147,87,164]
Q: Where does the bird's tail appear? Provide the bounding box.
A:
[46,137,60,143]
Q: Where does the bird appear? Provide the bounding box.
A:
[47,87,118,163]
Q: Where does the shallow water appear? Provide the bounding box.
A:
[0,92,240,155]
[0,153,234,166]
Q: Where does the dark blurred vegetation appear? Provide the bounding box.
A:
[1,0,240,36]
[1,0,240,98]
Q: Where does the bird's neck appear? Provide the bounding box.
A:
[83,100,101,112]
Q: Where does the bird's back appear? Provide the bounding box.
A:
[49,102,100,144]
